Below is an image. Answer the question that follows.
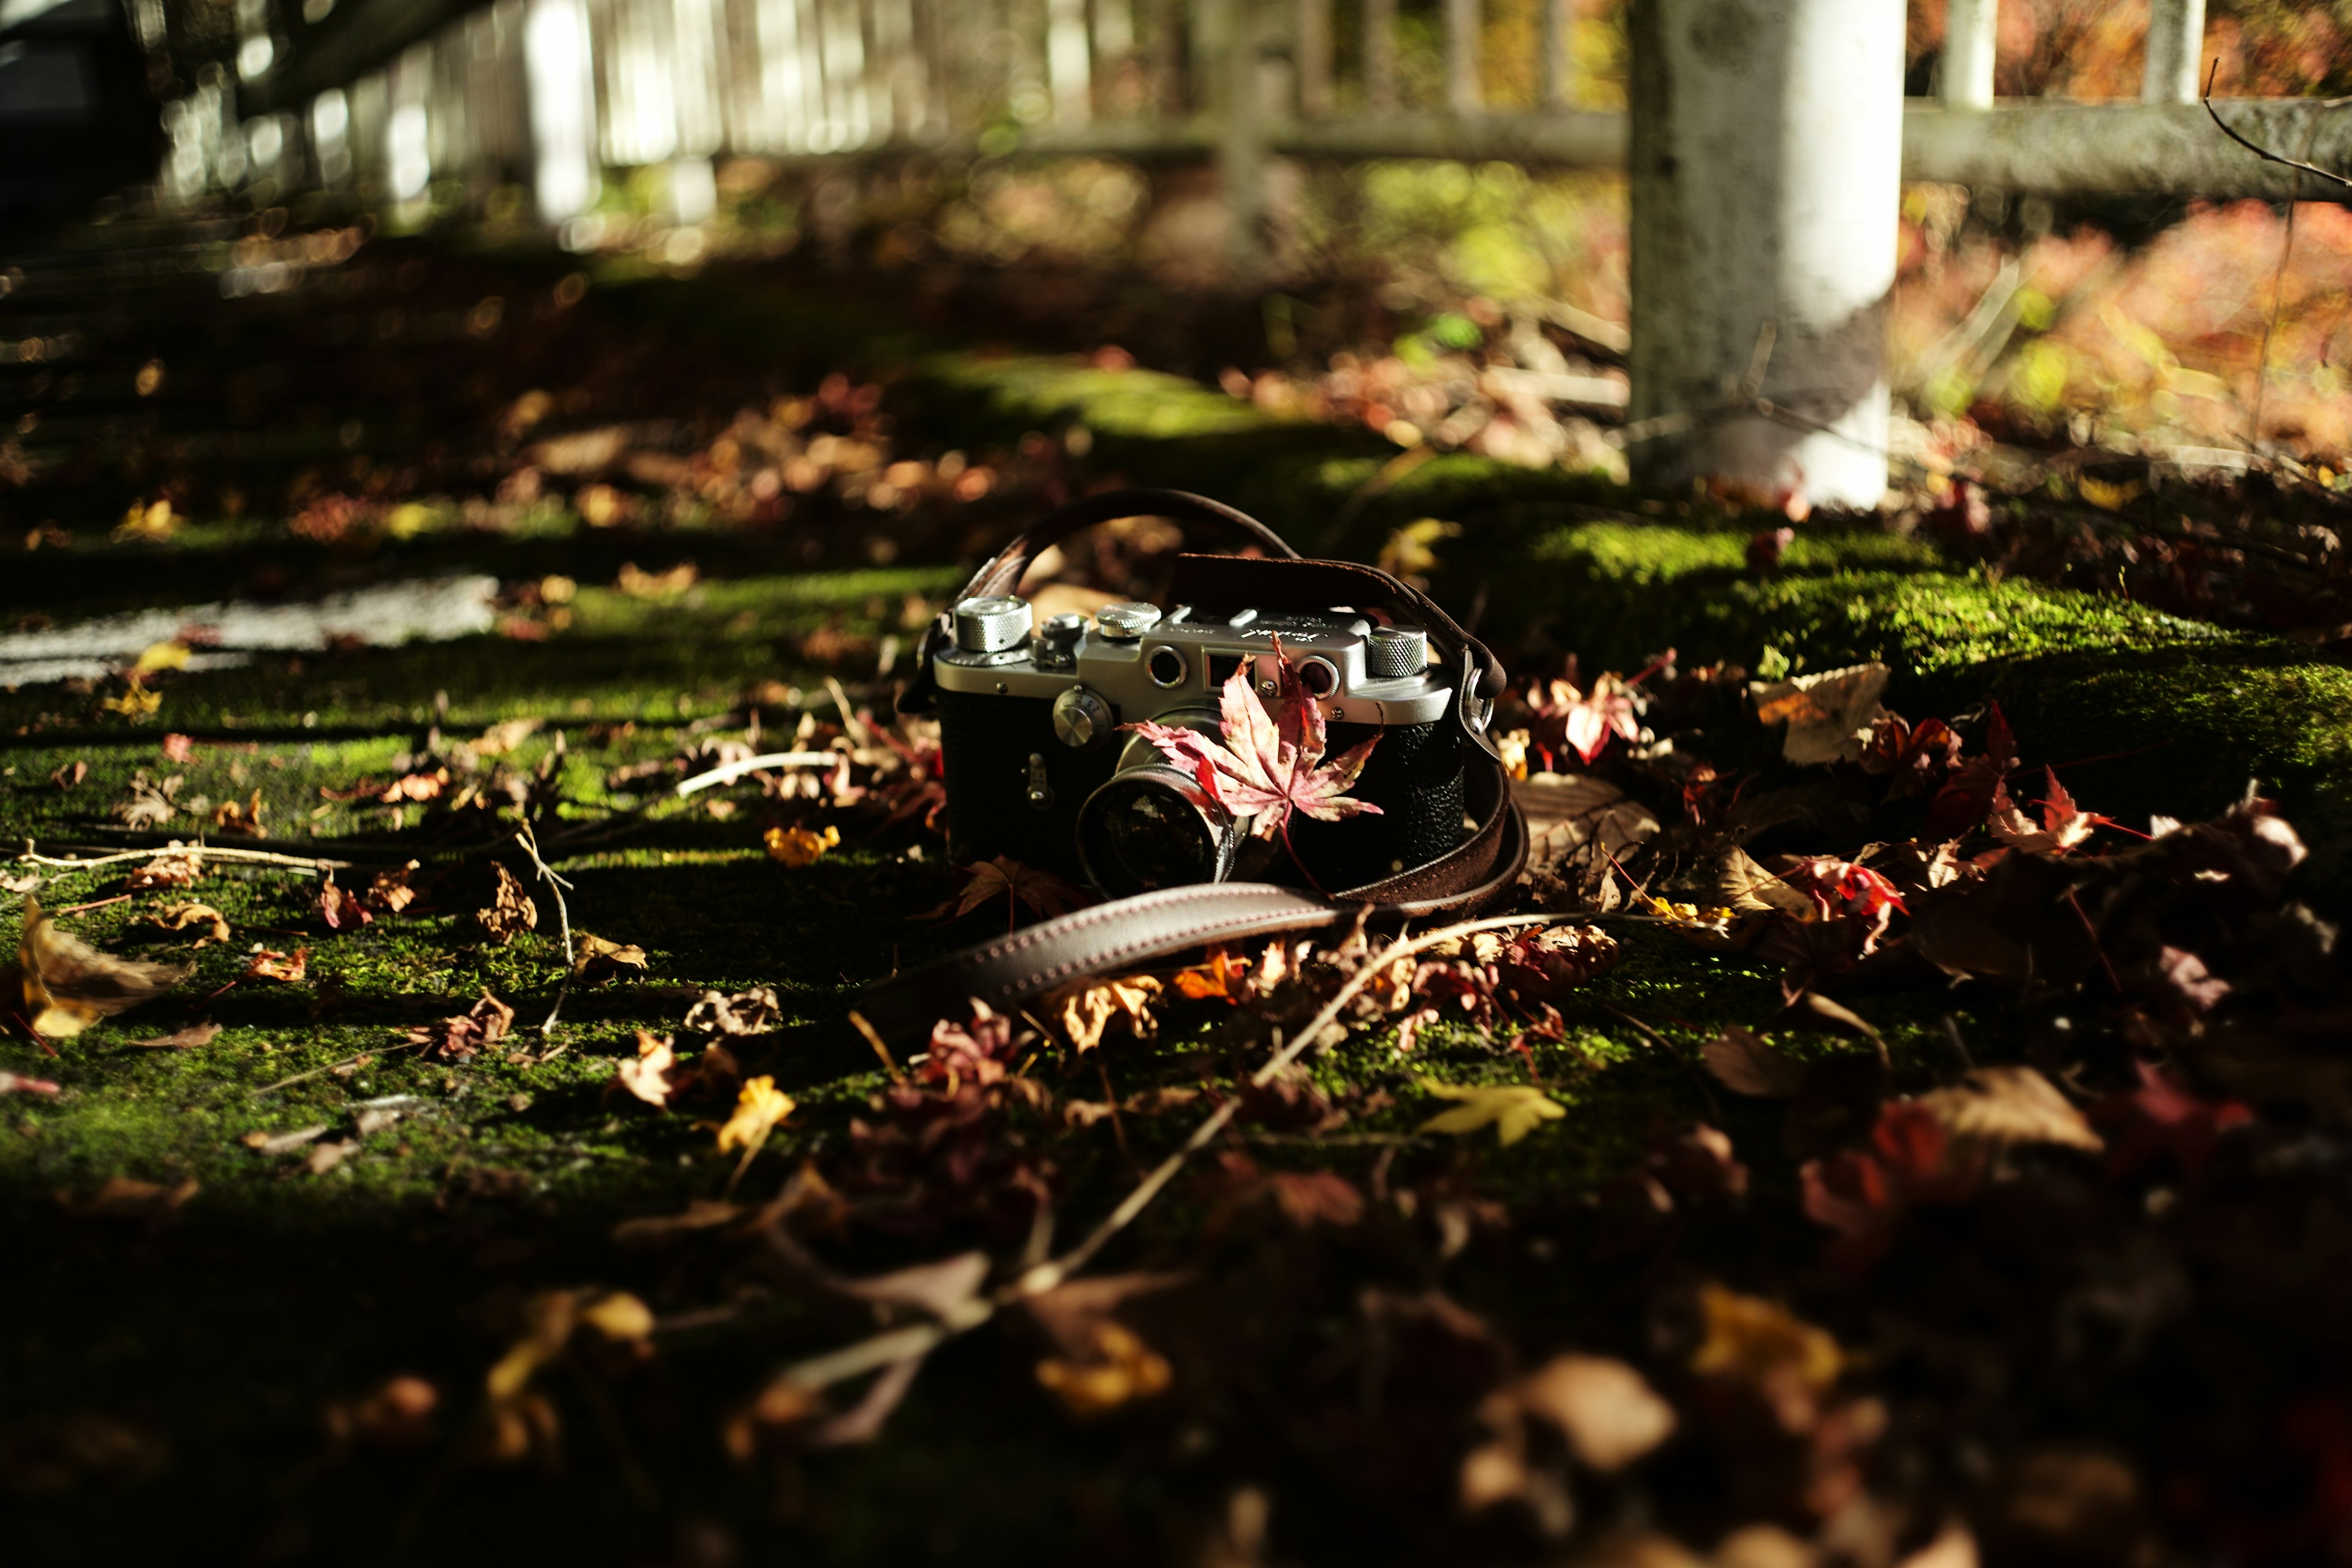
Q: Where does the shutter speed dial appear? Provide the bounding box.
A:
[1052,685,1116,750]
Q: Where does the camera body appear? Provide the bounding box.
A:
[932,594,1465,897]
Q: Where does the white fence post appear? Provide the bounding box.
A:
[2143,0,2205,105]
[1627,0,1905,508]
[1297,0,1331,116]
[1540,0,1572,110]
[1941,0,1995,108]
[1363,0,1396,110]
[1446,0,1480,113]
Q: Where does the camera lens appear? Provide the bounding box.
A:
[1077,768,1240,897]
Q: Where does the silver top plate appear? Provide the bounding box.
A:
[934,604,1454,727]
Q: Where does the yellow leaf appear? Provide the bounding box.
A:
[130,641,190,677]
[102,680,162,718]
[576,1291,655,1342]
[1035,1321,1173,1419]
[717,1074,794,1154]
[764,823,840,867]
[115,499,176,540]
[2076,477,2141,513]
[1417,1080,1566,1146]
[1689,1284,1841,1392]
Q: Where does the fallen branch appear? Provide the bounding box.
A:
[674,752,839,799]
[761,911,1558,1398]
[514,824,575,1042]
[18,840,354,875]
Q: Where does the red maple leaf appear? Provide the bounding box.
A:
[1783,857,1909,954]
[1524,649,1675,767]
[1986,766,2117,856]
[1924,701,2018,840]
[1125,636,1382,885]
[919,855,1091,931]
[2090,1058,2254,1177]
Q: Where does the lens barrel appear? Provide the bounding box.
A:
[1076,725,1245,897]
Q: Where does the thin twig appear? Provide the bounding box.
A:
[762,911,1558,1398]
[823,676,873,748]
[514,826,575,1041]
[845,1009,908,1084]
[1603,1003,1724,1122]
[1096,1055,1138,1177]
[18,840,353,874]
[52,893,134,918]
[674,752,840,798]
[252,1039,430,1098]
[2252,179,2302,450]
[2202,64,2352,194]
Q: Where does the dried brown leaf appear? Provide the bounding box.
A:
[683,986,780,1037]
[1915,1066,2103,1153]
[405,989,514,1062]
[475,862,538,944]
[243,948,308,984]
[18,895,192,1037]
[1750,662,1892,766]
[1042,973,1162,1053]
[126,1021,221,1050]
[1512,1354,1679,1472]
[1703,1027,1805,1098]
[570,932,648,981]
[151,901,230,948]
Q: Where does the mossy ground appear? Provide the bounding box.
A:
[4,243,2346,1563]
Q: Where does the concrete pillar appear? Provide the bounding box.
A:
[1627,0,1905,508]
[2143,0,2206,104]
[1941,0,1995,108]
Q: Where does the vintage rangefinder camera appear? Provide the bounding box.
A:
[930,594,1466,897]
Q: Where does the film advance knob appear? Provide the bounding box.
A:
[1365,626,1429,680]
[951,595,1033,653]
[1093,601,1163,641]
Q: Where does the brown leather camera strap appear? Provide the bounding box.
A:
[861,488,1528,1047]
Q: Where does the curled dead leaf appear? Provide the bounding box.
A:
[475,863,538,944]
[405,989,514,1062]
[318,873,371,931]
[571,932,649,982]
[243,948,309,984]
[684,986,780,1037]
[151,900,230,948]
[1042,973,1162,1053]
